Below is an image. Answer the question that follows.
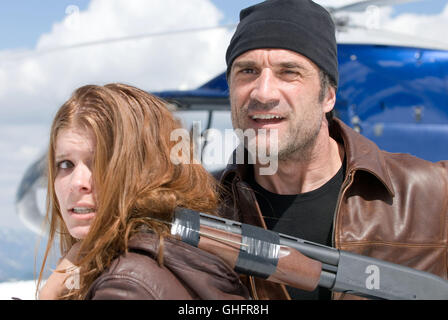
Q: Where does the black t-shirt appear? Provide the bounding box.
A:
[246,162,345,300]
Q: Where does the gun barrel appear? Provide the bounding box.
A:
[333,251,448,300]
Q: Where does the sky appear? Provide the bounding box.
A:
[0,0,448,232]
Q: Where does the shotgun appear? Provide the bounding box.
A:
[169,208,448,300]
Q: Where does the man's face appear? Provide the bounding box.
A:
[229,49,334,161]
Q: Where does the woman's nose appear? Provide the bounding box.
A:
[70,164,92,193]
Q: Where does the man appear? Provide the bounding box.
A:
[218,0,448,300]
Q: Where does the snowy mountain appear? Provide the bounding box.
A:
[0,280,38,300]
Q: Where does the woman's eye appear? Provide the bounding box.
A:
[57,160,74,170]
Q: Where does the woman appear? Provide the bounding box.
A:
[37,83,249,300]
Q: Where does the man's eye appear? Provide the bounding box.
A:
[57,160,74,170]
[241,68,256,74]
[280,69,301,80]
[282,69,299,75]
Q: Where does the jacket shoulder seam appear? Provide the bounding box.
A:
[91,273,159,299]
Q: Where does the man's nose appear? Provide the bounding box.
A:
[70,164,92,193]
[250,69,280,105]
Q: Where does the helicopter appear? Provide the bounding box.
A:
[15,0,448,235]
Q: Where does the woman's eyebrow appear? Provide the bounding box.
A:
[55,153,68,161]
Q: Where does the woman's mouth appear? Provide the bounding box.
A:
[71,207,95,214]
[69,207,96,218]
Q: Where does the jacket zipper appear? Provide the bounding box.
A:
[332,169,355,248]
[233,175,261,299]
[237,176,291,300]
[330,169,354,300]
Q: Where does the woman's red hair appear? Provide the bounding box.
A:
[38,83,219,299]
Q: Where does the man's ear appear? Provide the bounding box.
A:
[322,86,336,113]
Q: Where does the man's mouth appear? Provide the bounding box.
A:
[249,114,285,125]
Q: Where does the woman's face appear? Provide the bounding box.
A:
[54,127,97,240]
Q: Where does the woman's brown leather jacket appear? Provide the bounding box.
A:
[85,232,250,300]
[217,119,448,300]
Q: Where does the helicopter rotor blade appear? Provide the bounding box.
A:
[339,21,448,50]
[3,23,237,62]
[329,0,421,13]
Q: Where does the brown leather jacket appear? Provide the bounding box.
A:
[85,232,250,300]
[217,118,448,300]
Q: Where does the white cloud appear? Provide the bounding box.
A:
[382,3,448,46]
[315,0,360,8]
[0,0,232,124]
[0,0,233,232]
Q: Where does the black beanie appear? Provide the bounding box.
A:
[225,0,338,86]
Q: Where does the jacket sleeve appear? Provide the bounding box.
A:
[437,160,448,275]
[87,275,157,300]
